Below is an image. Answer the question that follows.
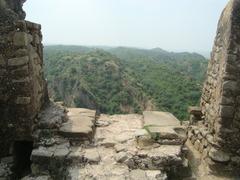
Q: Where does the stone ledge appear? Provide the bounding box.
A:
[59,108,96,142]
[25,21,41,30]
[143,111,180,127]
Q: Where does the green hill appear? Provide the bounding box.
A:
[106,47,208,119]
[44,45,208,120]
[44,47,151,114]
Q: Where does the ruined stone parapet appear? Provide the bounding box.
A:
[187,0,240,177]
[0,0,48,156]
[0,0,26,20]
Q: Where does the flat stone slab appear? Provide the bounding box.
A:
[143,111,180,127]
[31,143,70,163]
[59,108,96,140]
[95,114,142,146]
[142,111,186,145]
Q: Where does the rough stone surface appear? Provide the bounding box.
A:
[84,148,100,163]
[187,0,240,178]
[28,113,189,179]
[13,32,29,46]
[208,148,230,163]
[200,0,240,153]
[0,0,48,158]
[143,111,180,127]
[8,56,29,66]
[142,111,186,146]
[1,0,240,179]
[59,108,96,142]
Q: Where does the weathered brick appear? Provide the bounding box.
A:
[15,49,28,56]
[8,56,29,66]
[12,77,30,83]
[219,105,235,118]
[13,32,29,46]
[222,80,238,92]
[15,97,31,105]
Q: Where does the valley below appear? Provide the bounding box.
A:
[44,45,208,120]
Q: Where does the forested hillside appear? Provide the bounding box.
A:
[44,45,208,120]
[44,47,152,114]
[107,47,208,119]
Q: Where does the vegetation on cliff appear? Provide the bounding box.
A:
[44,47,151,114]
[44,45,208,120]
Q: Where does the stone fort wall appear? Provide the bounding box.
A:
[188,0,240,176]
[0,0,48,157]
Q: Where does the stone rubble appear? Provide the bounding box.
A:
[0,157,14,179]
[26,111,190,179]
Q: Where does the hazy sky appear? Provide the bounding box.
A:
[24,0,228,53]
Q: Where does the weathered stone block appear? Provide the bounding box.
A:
[209,148,230,163]
[15,49,28,56]
[220,95,235,105]
[26,21,41,30]
[219,105,235,118]
[53,145,70,160]
[33,34,40,44]
[15,20,27,31]
[8,56,29,66]
[225,63,238,74]
[31,147,55,163]
[84,148,100,163]
[15,97,31,104]
[13,32,29,46]
[12,77,30,83]
[10,65,29,76]
[222,80,238,92]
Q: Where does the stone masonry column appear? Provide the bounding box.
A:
[0,0,48,157]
